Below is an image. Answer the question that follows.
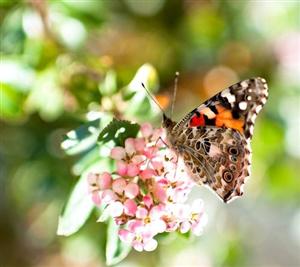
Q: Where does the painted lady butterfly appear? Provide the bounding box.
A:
[162,78,268,203]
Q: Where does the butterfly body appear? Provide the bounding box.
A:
[162,78,268,203]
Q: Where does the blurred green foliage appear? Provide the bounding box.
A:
[1,0,300,267]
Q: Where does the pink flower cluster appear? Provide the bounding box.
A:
[88,123,207,252]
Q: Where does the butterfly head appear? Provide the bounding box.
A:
[162,113,176,132]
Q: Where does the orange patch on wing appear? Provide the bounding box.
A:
[215,105,244,133]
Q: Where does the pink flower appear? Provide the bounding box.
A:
[112,178,127,195]
[116,161,128,176]
[140,169,156,180]
[124,199,137,216]
[141,123,153,138]
[124,183,139,199]
[108,201,124,217]
[87,124,207,252]
[125,138,136,156]
[143,195,153,209]
[118,220,158,252]
[111,147,126,160]
[153,183,167,202]
[98,172,112,190]
[127,163,139,177]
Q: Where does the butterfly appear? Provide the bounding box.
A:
[161,77,268,203]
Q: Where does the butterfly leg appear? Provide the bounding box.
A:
[155,136,169,148]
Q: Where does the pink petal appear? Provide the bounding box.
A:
[143,238,158,251]
[143,195,153,209]
[87,172,98,185]
[150,219,166,234]
[143,146,158,159]
[151,161,164,172]
[125,138,136,155]
[127,163,139,177]
[180,221,191,233]
[118,229,134,243]
[132,155,145,164]
[123,199,137,216]
[108,201,124,217]
[191,223,204,236]
[153,183,167,203]
[149,204,166,220]
[116,161,128,176]
[132,240,144,252]
[91,191,101,206]
[141,123,153,138]
[134,138,145,153]
[98,172,112,190]
[124,183,139,199]
[127,219,143,232]
[102,189,117,204]
[136,206,148,219]
[140,169,156,180]
[112,178,127,194]
[110,147,126,160]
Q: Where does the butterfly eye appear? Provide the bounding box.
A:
[222,170,233,183]
[228,146,239,156]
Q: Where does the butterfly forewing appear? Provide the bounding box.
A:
[174,77,268,139]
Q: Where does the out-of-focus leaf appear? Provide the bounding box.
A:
[97,118,140,146]
[25,68,64,121]
[0,59,35,92]
[61,113,112,155]
[0,83,26,120]
[57,158,113,236]
[72,146,100,176]
[106,218,131,266]
[0,8,25,54]
[123,63,160,121]
[99,70,117,96]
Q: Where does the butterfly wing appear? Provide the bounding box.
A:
[170,77,268,202]
[178,126,251,203]
[174,77,268,139]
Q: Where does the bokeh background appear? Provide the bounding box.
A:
[1,0,300,266]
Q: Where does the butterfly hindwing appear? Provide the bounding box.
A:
[177,126,251,203]
[174,77,268,139]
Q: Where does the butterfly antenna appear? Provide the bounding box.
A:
[141,83,165,114]
[171,71,179,119]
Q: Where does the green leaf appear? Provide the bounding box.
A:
[106,218,131,266]
[99,70,117,96]
[57,158,113,236]
[0,83,26,120]
[98,118,140,146]
[61,113,112,155]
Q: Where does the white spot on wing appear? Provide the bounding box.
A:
[239,101,247,110]
[221,89,236,103]
[255,105,262,113]
[241,81,248,88]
